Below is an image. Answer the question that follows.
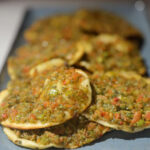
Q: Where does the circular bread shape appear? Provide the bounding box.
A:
[8,57,65,80]
[79,34,146,75]
[7,40,85,79]
[74,9,142,40]
[24,14,84,44]
[83,71,150,133]
[3,116,110,149]
[1,64,92,129]
[29,59,66,76]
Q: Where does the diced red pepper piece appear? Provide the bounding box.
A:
[101,111,110,120]
[112,97,119,105]
[43,101,50,108]
[114,113,120,119]
[136,95,143,103]
[131,111,141,124]
[119,121,123,125]
[51,103,59,109]
[30,114,36,120]
[145,112,150,120]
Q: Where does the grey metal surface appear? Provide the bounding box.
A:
[0,2,150,150]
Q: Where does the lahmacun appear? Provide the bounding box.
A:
[3,116,109,149]
[1,62,91,130]
[84,71,150,133]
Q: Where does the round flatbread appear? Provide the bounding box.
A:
[24,10,143,46]
[79,34,146,75]
[24,14,86,44]
[0,63,92,129]
[3,116,109,149]
[84,71,150,133]
[8,40,85,79]
[74,9,142,40]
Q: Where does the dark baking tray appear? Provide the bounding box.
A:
[1,2,150,150]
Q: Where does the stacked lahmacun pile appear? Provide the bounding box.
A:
[0,9,150,149]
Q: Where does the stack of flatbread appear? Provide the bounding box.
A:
[1,9,150,149]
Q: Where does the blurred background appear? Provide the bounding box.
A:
[0,0,149,72]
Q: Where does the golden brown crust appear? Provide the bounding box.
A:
[3,128,61,149]
[3,116,110,149]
